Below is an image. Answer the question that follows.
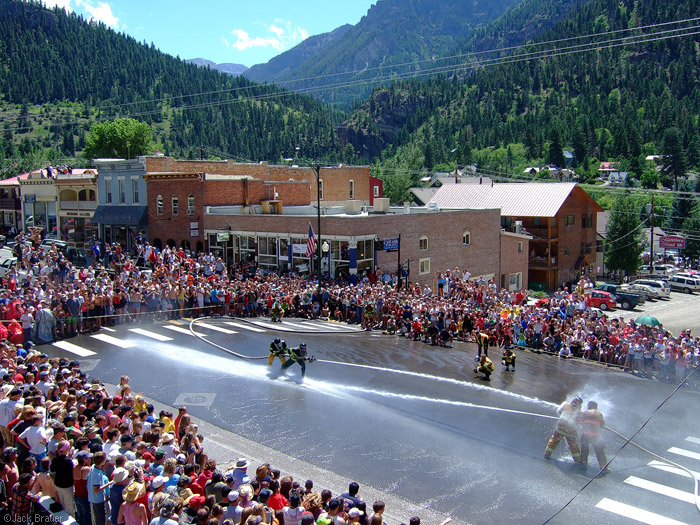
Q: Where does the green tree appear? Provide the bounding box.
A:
[83,118,154,160]
[640,170,659,189]
[547,128,566,167]
[605,194,644,278]
[661,127,687,190]
[681,212,700,264]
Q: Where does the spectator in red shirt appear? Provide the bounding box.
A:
[266,479,289,511]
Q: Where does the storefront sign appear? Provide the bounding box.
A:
[292,243,307,254]
[216,232,230,242]
[191,229,199,238]
[659,235,685,249]
[382,237,400,251]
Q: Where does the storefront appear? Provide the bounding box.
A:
[205,229,375,278]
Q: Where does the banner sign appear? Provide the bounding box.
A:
[292,243,308,254]
[216,232,230,242]
[659,235,686,249]
[382,237,400,251]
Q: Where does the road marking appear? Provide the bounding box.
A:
[595,498,688,525]
[52,340,97,357]
[164,325,205,336]
[624,476,695,503]
[251,320,289,330]
[225,321,266,333]
[91,334,136,348]
[101,327,116,332]
[168,320,184,326]
[316,322,363,332]
[684,436,700,445]
[648,461,700,479]
[668,447,700,462]
[280,320,320,329]
[128,328,174,341]
[192,322,237,334]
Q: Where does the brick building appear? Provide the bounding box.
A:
[429,182,603,291]
[143,171,310,251]
[143,157,382,206]
[202,203,530,289]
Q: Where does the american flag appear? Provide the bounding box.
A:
[306,224,317,258]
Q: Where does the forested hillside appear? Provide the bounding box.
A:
[345,0,700,190]
[0,0,345,172]
[244,0,522,107]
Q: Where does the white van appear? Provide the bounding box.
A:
[634,279,671,298]
[668,275,700,294]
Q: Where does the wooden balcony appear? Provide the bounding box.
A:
[526,227,558,240]
[529,256,558,268]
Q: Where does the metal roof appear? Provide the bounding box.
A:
[429,182,584,218]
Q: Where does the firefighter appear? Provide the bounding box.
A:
[270,300,283,322]
[475,330,490,361]
[267,338,288,366]
[502,348,516,371]
[545,396,583,464]
[280,343,315,379]
[474,355,495,381]
[579,400,608,470]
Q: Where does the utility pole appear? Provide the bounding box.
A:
[314,164,322,301]
[649,194,655,274]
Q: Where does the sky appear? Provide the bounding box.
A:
[41,0,378,68]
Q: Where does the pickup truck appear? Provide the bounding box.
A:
[594,283,645,310]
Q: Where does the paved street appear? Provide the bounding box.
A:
[629,291,700,335]
[43,317,700,524]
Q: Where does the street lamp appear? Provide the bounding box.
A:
[295,147,323,301]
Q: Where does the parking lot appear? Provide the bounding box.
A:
[615,288,700,335]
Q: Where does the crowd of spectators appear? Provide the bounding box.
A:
[2,231,698,383]
[0,232,697,523]
[0,352,420,524]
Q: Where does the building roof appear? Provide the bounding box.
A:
[409,187,439,206]
[0,172,31,186]
[429,182,598,218]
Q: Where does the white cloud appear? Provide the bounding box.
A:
[221,37,230,49]
[228,20,309,52]
[74,0,119,29]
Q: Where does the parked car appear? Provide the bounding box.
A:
[595,283,644,310]
[39,238,68,253]
[668,275,700,294]
[585,290,617,311]
[633,278,671,299]
[621,282,658,301]
[0,257,30,283]
[638,264,677,277]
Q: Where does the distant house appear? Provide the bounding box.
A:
[599,161,619,174]
[563,150,574,167]
[608,171,629,186]
[524,167,541,175]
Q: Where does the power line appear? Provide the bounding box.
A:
[3,18,700,134]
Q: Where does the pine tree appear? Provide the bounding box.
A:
[605,194,644,278]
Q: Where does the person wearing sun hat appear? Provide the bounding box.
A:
[117,481,147,525]
[230,457,250,490]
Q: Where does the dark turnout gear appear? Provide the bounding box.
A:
[280,343,315,378]
[268,339,289,366]
[545,397,583,463]
[474,355,495,381]
[580,401,608,469]
[502,349,516,371]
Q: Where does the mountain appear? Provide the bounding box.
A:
[243,0,522,107]
[245,24,351,83]
[341,0,700,187]
[0,0,346,167]
[185,58,248,76]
